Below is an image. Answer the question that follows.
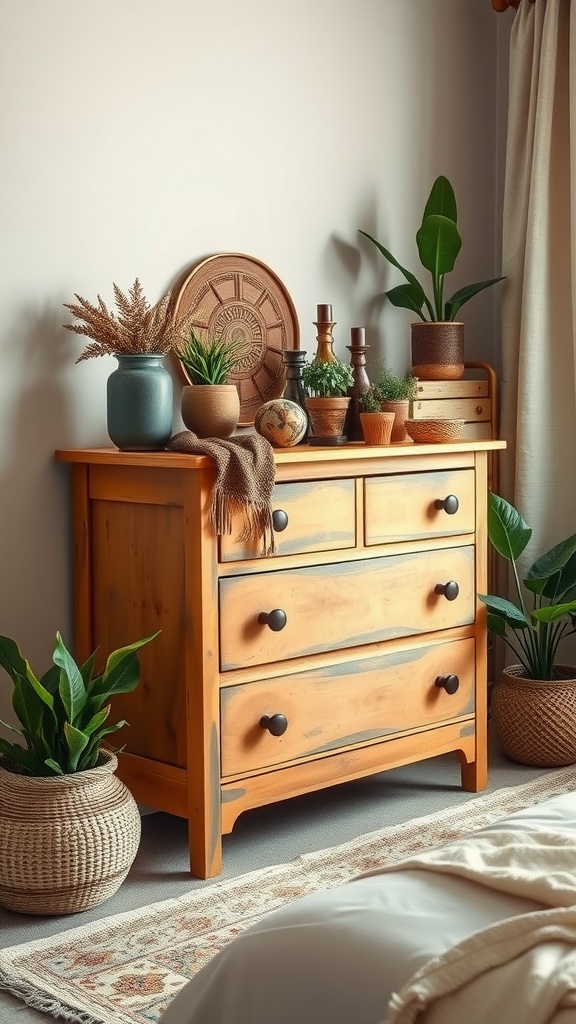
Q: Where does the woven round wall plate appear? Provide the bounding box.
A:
[171,253,300,425]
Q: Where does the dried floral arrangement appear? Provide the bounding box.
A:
[63,278,196,362]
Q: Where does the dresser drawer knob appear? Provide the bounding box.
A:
[435,674,460,695]
[435,581,460,601]
[260,713,288,736]
[258,609,287,631]
[272,509,289,532]
[434,495,459,515]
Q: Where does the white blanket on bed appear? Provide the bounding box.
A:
[377,828,576,1024]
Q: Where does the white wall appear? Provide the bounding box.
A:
[0,0,504,719]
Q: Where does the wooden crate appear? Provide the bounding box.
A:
[411,362,497,443]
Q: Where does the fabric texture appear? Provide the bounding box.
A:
[382,824,576,1024]
[500,0,576,564]
[166,430,277,555]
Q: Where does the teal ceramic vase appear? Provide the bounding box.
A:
[107,354,173,451]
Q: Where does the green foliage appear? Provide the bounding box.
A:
[301,358,354,398]
[372,366,418,402]
[478,493,576,680]
[359,175,505,322]
[361,386,383,413]
[176,329,245,385]
[0,630,159,776]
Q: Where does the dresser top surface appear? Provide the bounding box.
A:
[55,439,505,471]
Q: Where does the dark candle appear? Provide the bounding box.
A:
[316,303,333,322]
[350,327,366,346]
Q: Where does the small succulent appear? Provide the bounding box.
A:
[301,358,354,398]
[176,329,246,385]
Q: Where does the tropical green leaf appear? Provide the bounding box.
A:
[487,493,531,562]
[0,634,29,687]
[0,736,45,773]
[422,175,458,225]
[445,277,506,319]
[53,632,87,723]
[532,601,576,624]
[63,722,90,772]
[43,758,64,776]
[416,214,462,278]
[525,536,576,596]
[486,613,507,638]
[358,230,426,293]
[477,593,530,630]
[385,283,427,317]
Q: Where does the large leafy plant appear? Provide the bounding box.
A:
[302,358,354,397]
[176,329,245,385]
[478,493,576,680]
[359,175,504,322]
[0,630,159,776]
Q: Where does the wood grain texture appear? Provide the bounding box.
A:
[364,469,475,545]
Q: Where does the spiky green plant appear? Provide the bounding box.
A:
[176,329,246,385]
[359,175,505,322]
[0,630,159,776]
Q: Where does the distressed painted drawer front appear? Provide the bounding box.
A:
[221,637,476,776]
[219,546,475,670]
[220,478,356,562]
[364,469,475,546]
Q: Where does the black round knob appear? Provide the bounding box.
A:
[258,609,287,631]
[435,674,460,695]
[260,713,288,736]
[434,495,459,515]
[435,581,460,601]
[272,509,289,532]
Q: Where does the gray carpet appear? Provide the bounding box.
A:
[0,729,554,1023]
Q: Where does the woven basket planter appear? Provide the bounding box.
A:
[491,665,576,767]
[0,750,141,915]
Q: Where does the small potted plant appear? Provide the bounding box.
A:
[359,175,505,380]
[478,492,576,767]
[359,386,396,446]
[174,329,246,438]
[63,278,197,451]
[301,357,354,445]
[0,628,159,914]
[370,366,418,442]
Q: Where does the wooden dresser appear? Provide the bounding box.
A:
[56,439,504,878]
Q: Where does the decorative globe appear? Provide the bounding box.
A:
[254,399,308,447]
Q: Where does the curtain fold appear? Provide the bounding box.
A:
[500,0,576,560]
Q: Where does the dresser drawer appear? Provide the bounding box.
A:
[219,546,475,670]
[221,637,476,776]
[220,478,356,561]
[364,469,475,545]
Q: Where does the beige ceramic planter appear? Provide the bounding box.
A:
[181,384,240,439]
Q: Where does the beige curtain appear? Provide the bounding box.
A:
[500,0,576,558]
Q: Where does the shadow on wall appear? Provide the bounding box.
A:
[0,300,76,674]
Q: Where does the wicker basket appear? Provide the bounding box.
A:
[404,418,465,443]
[491,665,576,767]
[0,750,141,915]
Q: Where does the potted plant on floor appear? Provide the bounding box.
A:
[63,278,197,451]
[301,357,354,445]
[175,329,246,438]
[370,366,418,442]
[359,175,505,380]
[478,492,576,767]
[0,628,159,914]
[359,387,396,446]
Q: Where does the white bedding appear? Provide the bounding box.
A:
[160,793,576,1024]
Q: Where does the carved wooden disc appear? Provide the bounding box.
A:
[172,253,300,425]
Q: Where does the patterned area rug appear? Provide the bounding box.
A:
[1,766,576,1024]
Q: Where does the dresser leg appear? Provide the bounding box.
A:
[458,752,488,792]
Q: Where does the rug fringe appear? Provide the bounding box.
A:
[0,967,103,1024]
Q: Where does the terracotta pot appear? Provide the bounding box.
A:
[305,396,350,444]
[491,665,576,767]
[181,384,240,439]
[380,399,410,442]
[0,750,141,915]
[360,411,395,446]
[410,322,465,381]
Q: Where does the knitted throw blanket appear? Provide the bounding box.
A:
[166,430,277,555]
